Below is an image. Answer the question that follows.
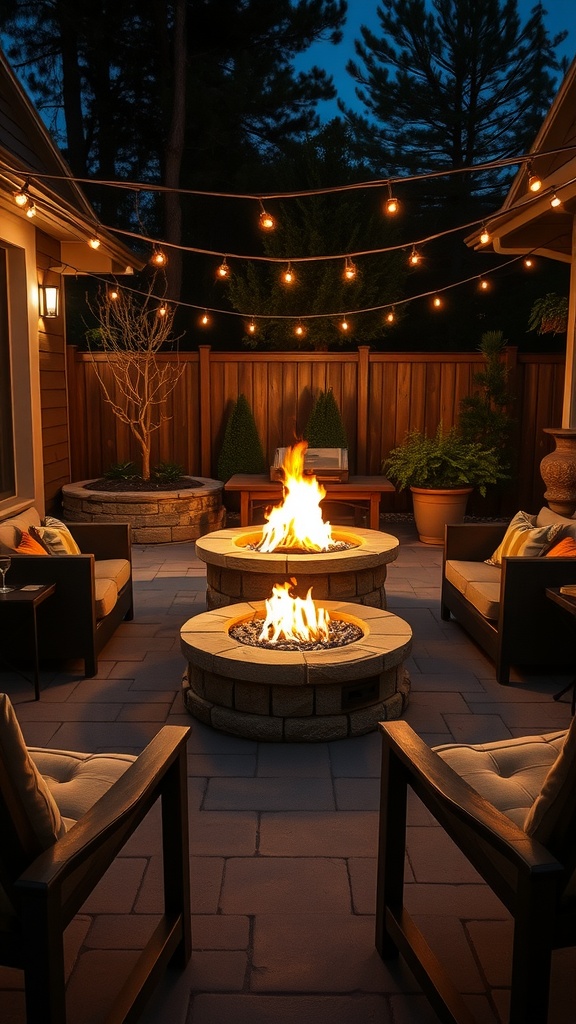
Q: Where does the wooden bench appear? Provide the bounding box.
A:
[224,474,395,530]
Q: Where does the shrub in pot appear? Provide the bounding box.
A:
[383,425,506,544]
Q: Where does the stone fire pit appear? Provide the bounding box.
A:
[181,601,412,741]
[195,526,399,610]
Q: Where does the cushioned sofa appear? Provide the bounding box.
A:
[440,506,576,685]
[0,506,133,677]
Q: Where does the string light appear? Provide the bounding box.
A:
[14,183,29,207]
[216,258,230,279]
[294,321,306,338]
[385,308,396,324]
[25,198,36,218]
[247,320,257,335]
[527,161,542,192]
[108,287,119,300]
[432,294,443,309]
[343,258,357,282]
[200,310,210,326]
[408,246,421,266]
[524,256,535,268]
[479,225,490,245]
[550,192,562,208]
[157,303,168,317]
[340,315,349,332]
[479,277,489,291]
[88,234,101,250]
[258,200,275,231]
[150,246,168,267]
[282,263,295,285]
[384,182,399,215]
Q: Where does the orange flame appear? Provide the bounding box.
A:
[257,441,335,552]
[259,579,331,644]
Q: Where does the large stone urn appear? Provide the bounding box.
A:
[540,428,576,516]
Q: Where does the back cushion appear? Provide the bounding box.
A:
[537,506,576,540]
[524,715,576,856]
[0,693,66,887]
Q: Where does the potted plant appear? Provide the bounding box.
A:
[383,425,505,544]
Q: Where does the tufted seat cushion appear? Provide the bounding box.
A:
[444,559,501,620]
[433,730,567,828]
[94,558,131,619]
[29,747,136,827]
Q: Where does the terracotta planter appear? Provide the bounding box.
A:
[540,428,576,516]
[410,486,473,545]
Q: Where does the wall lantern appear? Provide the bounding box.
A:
[39,284,59,318]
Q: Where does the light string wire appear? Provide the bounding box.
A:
[55,251,535,321]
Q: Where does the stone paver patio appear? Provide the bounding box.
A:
[0,520,574,1024]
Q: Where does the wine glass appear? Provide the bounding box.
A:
[0,556,13,593]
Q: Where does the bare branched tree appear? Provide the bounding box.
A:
[87,274,185,480]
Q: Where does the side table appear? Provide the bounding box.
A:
[545,587,576,715]
[0,583,56,700]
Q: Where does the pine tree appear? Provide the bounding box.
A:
[217,395,266,481]
[304,388,348,448]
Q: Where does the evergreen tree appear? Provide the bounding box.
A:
[217,394,266,481]
[342,0,567,210]
[224,120,405,350]
[304,388,348,448]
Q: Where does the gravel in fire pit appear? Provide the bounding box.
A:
[229,618,364,651]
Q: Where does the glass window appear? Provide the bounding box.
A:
[0,247,15,500]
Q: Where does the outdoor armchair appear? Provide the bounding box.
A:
[0,694,191,1024]
[375,717,576,1024]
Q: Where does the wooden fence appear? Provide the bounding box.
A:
[66,345,566,513]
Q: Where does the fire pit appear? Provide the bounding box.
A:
[197,441,398,610]
[181,596,411,741]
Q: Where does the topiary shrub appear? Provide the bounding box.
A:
[217,394,267,481]
[304,388,348,448]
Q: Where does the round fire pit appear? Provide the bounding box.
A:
[195,526,399,610]
[181,601,411,742]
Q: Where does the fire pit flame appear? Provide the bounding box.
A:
[256,441,335,553]
[259,579,331,644]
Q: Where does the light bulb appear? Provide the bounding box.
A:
[25,199,36,218]
[343,259,357,281]
[432,295,442,309]
[259,208,275,231]
[157,303,168,317]
[385,196,399,215]
[479,278,489,291]
[88,235,101,250]
[479,226,490,245]
[200,311,210,326]
[151,247,168,267]
[409,247,421,266]
[247,320,256,335]
[109,288,119,300]
[282,264,295,285]
[294,322,305,337]
[527,163,542,192]
[217,259,230,279]
[550,193,562,208]
[385,309,395,324]
[524,257,534,268]
[341,317,349,332]
[14,188,28,207]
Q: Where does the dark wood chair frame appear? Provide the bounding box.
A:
[375,720,576,1024]
[6,522,134,677]
[440,522,576,684]
[0,725,191,1024]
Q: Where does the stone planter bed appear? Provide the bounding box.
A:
[62,478,225,543]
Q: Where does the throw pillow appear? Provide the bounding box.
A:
[545,537,576,557]
[30,523,81,556]
[524,716,576,855]
[485,510,562,567]
[0,693,66,862]
[16,530,50,555]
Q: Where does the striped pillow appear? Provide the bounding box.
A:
[485,510,562,567]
